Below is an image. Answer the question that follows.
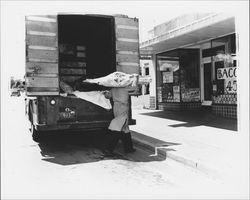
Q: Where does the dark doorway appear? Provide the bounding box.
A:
[58,15,116,81]
[204,63,212,101]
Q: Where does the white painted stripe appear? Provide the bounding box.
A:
[27,31,56,36]
[29,58,57,63]
[116,25,138,30]
[27,91,58,96]
[29,46,57,50]
[117,50,139,55]
[27,74,58,77]
[117,38,139,43]
[118,62,139,66]
[26,16,56,23]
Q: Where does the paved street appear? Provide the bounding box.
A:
[1,97,238,199]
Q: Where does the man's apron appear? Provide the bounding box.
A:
[108,88,130,133]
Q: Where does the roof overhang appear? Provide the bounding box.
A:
[140,14,235,55]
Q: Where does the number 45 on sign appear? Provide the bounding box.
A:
[225,79,237,93]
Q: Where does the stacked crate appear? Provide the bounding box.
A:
[59,44,87,83]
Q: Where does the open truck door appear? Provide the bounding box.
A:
[114,16,140,123]
[114,16,140,75]
[26,15,59,96]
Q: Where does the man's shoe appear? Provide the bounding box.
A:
[121,132,136,153]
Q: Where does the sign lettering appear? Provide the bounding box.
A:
[217,67,237,80]
[225,79,237,93]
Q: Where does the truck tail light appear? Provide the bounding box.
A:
[50,99,56,105]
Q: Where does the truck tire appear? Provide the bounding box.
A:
[31,124,41,142]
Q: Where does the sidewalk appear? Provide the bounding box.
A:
[130,108,249,181]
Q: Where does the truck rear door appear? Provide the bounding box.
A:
[114,16,140,123]
[114,16,140,75]
[25,15,59,96]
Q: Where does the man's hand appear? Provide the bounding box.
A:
[102,90,111,99]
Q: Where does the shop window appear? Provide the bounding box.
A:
[157,58,180,102]
[212,34,237,96]
[212,34,236,54]
[157,49,200,103]
[230,34,236,54]
[202,45,225,58]
[214,61,225,95]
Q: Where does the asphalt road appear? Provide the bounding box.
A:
[1,97,227,199]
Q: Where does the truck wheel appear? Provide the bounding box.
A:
[31,125,41,142]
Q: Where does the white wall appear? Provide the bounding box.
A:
[140,59,156,97]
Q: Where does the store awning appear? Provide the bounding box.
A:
[140,14,235,55]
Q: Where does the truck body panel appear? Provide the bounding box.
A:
[25,14,139,134]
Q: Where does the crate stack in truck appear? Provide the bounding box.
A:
[25,14,139,141]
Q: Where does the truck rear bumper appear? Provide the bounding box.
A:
[35,119,136,132]
[35,121,111,132]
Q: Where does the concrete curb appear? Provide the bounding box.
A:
[131,131,222,178]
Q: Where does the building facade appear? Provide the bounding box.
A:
[139,56,156,109]
[140,13,237,119]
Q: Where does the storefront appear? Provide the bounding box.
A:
[156,48,201,110]
[155,34,237,118]
[140,14,237,119]
[203,34,237,118]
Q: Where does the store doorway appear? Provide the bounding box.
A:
[204,63,212,101]
[201,61,213,106]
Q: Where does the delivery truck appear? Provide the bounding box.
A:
[25,14,139,141]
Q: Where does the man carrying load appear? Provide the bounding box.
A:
[83,72,138,157]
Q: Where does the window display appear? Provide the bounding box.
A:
[211,34,237,105]
[158,59,180,102]
[212,34,237,95]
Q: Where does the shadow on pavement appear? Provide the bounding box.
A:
[37,130,167,165]
[140,110,237,131]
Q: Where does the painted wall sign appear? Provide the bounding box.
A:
[138,75,152,84]
[217,67,237,80]
[162,71,173,83]
[181,88,200,102]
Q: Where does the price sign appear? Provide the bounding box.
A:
[217,67,237,94]
[225,79,237,93]
[162,71,173,83]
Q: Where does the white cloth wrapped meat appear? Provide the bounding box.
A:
[83,72,138,87]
